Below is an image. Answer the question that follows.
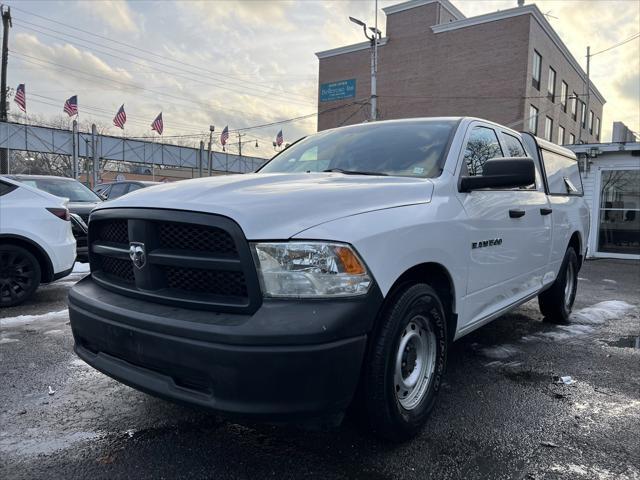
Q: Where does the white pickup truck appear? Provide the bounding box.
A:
[69,117,588,441]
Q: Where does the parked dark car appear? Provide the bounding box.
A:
[96,181,161,200]
[5,175,102,261]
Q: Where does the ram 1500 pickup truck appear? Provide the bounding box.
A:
[69,117,588,441]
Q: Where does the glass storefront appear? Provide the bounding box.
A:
[597,169,640,256]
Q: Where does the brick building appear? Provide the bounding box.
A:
[316,0,605,145]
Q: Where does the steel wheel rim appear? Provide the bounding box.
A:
[394,315,437,410]
[0,252,35,304]
[564,261,575,310]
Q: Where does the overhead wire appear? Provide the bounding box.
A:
[12,19,316,106]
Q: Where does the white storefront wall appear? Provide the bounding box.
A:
[571,144,640,259]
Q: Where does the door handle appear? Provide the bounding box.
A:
[540,208,553,215]
[509,209,526,218]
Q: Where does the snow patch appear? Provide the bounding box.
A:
[0,309,68,328]
[72,262,90,273]
[0,429,100,456]
[479,344,520,359]
[570,301,634,324]
[602,279,617,284]
[0,337,19,344]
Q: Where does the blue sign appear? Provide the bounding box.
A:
[320,79,356,102]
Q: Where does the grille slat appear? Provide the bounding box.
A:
[89,212,259,313]
[96,220,129,245]
[159,223,237,255]
[100,256,135,284]
[165,267,247,298]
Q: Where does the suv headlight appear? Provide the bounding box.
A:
[251,242,372,298]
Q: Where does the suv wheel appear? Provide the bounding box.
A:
[0,245,41,307]
[361,284,447,441]
[538,247,578,324]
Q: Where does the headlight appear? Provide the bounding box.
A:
[251,242,372,298]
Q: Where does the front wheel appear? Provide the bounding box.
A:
[360,284,447,442]
[538,247,578,324]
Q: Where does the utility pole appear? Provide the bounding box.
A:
[349,9,381,122]
[372,0,378,121]
[207,125,215,175]
[578,46,591,145]
[0,6,12,174]
[585,46,591,143]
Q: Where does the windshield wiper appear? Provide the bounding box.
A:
[322,168,388,176]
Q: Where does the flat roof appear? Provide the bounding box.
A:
[567,142,640,153]
[382,0,465,20]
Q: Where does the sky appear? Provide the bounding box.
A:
[6,0,640,158]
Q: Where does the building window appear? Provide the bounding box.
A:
[596,117,601,141]
[544,116,553,142]
[560,81,568,112]
[581,102,586,128]
[571,92,578,120]
[589,111,594,135]
[529,105,539,135]
[547,67,556,102]
[558,125,565,145]
[569,133,575,144]
[532,50,542,90]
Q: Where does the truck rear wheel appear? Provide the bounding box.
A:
[0,245,41,308]
[361,284,447,442]
[538,247,578,324]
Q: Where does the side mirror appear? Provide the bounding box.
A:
[459,157,536,192]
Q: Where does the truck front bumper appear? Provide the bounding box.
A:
[68,277,382,420]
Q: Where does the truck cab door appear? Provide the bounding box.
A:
[455,123,551,331]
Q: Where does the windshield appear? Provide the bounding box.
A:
[259,119,457,178]
[17,178,101,202]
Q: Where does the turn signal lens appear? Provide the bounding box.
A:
[335,246,365,275]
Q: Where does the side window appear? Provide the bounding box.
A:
[541,149,583,196]
[128,184,142,193]
[108,183,128,199]
[0,181,17,196]
[463,126,503,176]
[502,133,526,157]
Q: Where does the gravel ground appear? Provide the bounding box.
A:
[1,259,638,480]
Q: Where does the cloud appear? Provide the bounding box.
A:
[15,33,133,85]
[77,0,139,33]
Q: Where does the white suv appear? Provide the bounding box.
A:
[0,177,76,307]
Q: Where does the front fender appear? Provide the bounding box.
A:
[293,199,468,313]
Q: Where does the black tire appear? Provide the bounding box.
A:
[0,245,41,307]
[538,247,578,324]
[360,284,448,442]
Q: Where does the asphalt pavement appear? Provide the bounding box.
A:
[1,259,639,480]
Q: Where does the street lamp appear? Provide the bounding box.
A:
[349,13,381,121]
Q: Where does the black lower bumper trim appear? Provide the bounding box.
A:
[68,278,379,419]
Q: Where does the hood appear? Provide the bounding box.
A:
[96,173,434,239]
[68,201,101,215]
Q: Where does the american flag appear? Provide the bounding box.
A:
[14,84,26,112]
[113,104,127,129]
[276,129,283,147]
[63,95,78,116]
[220,125,229,146]
[151,112,163,135]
